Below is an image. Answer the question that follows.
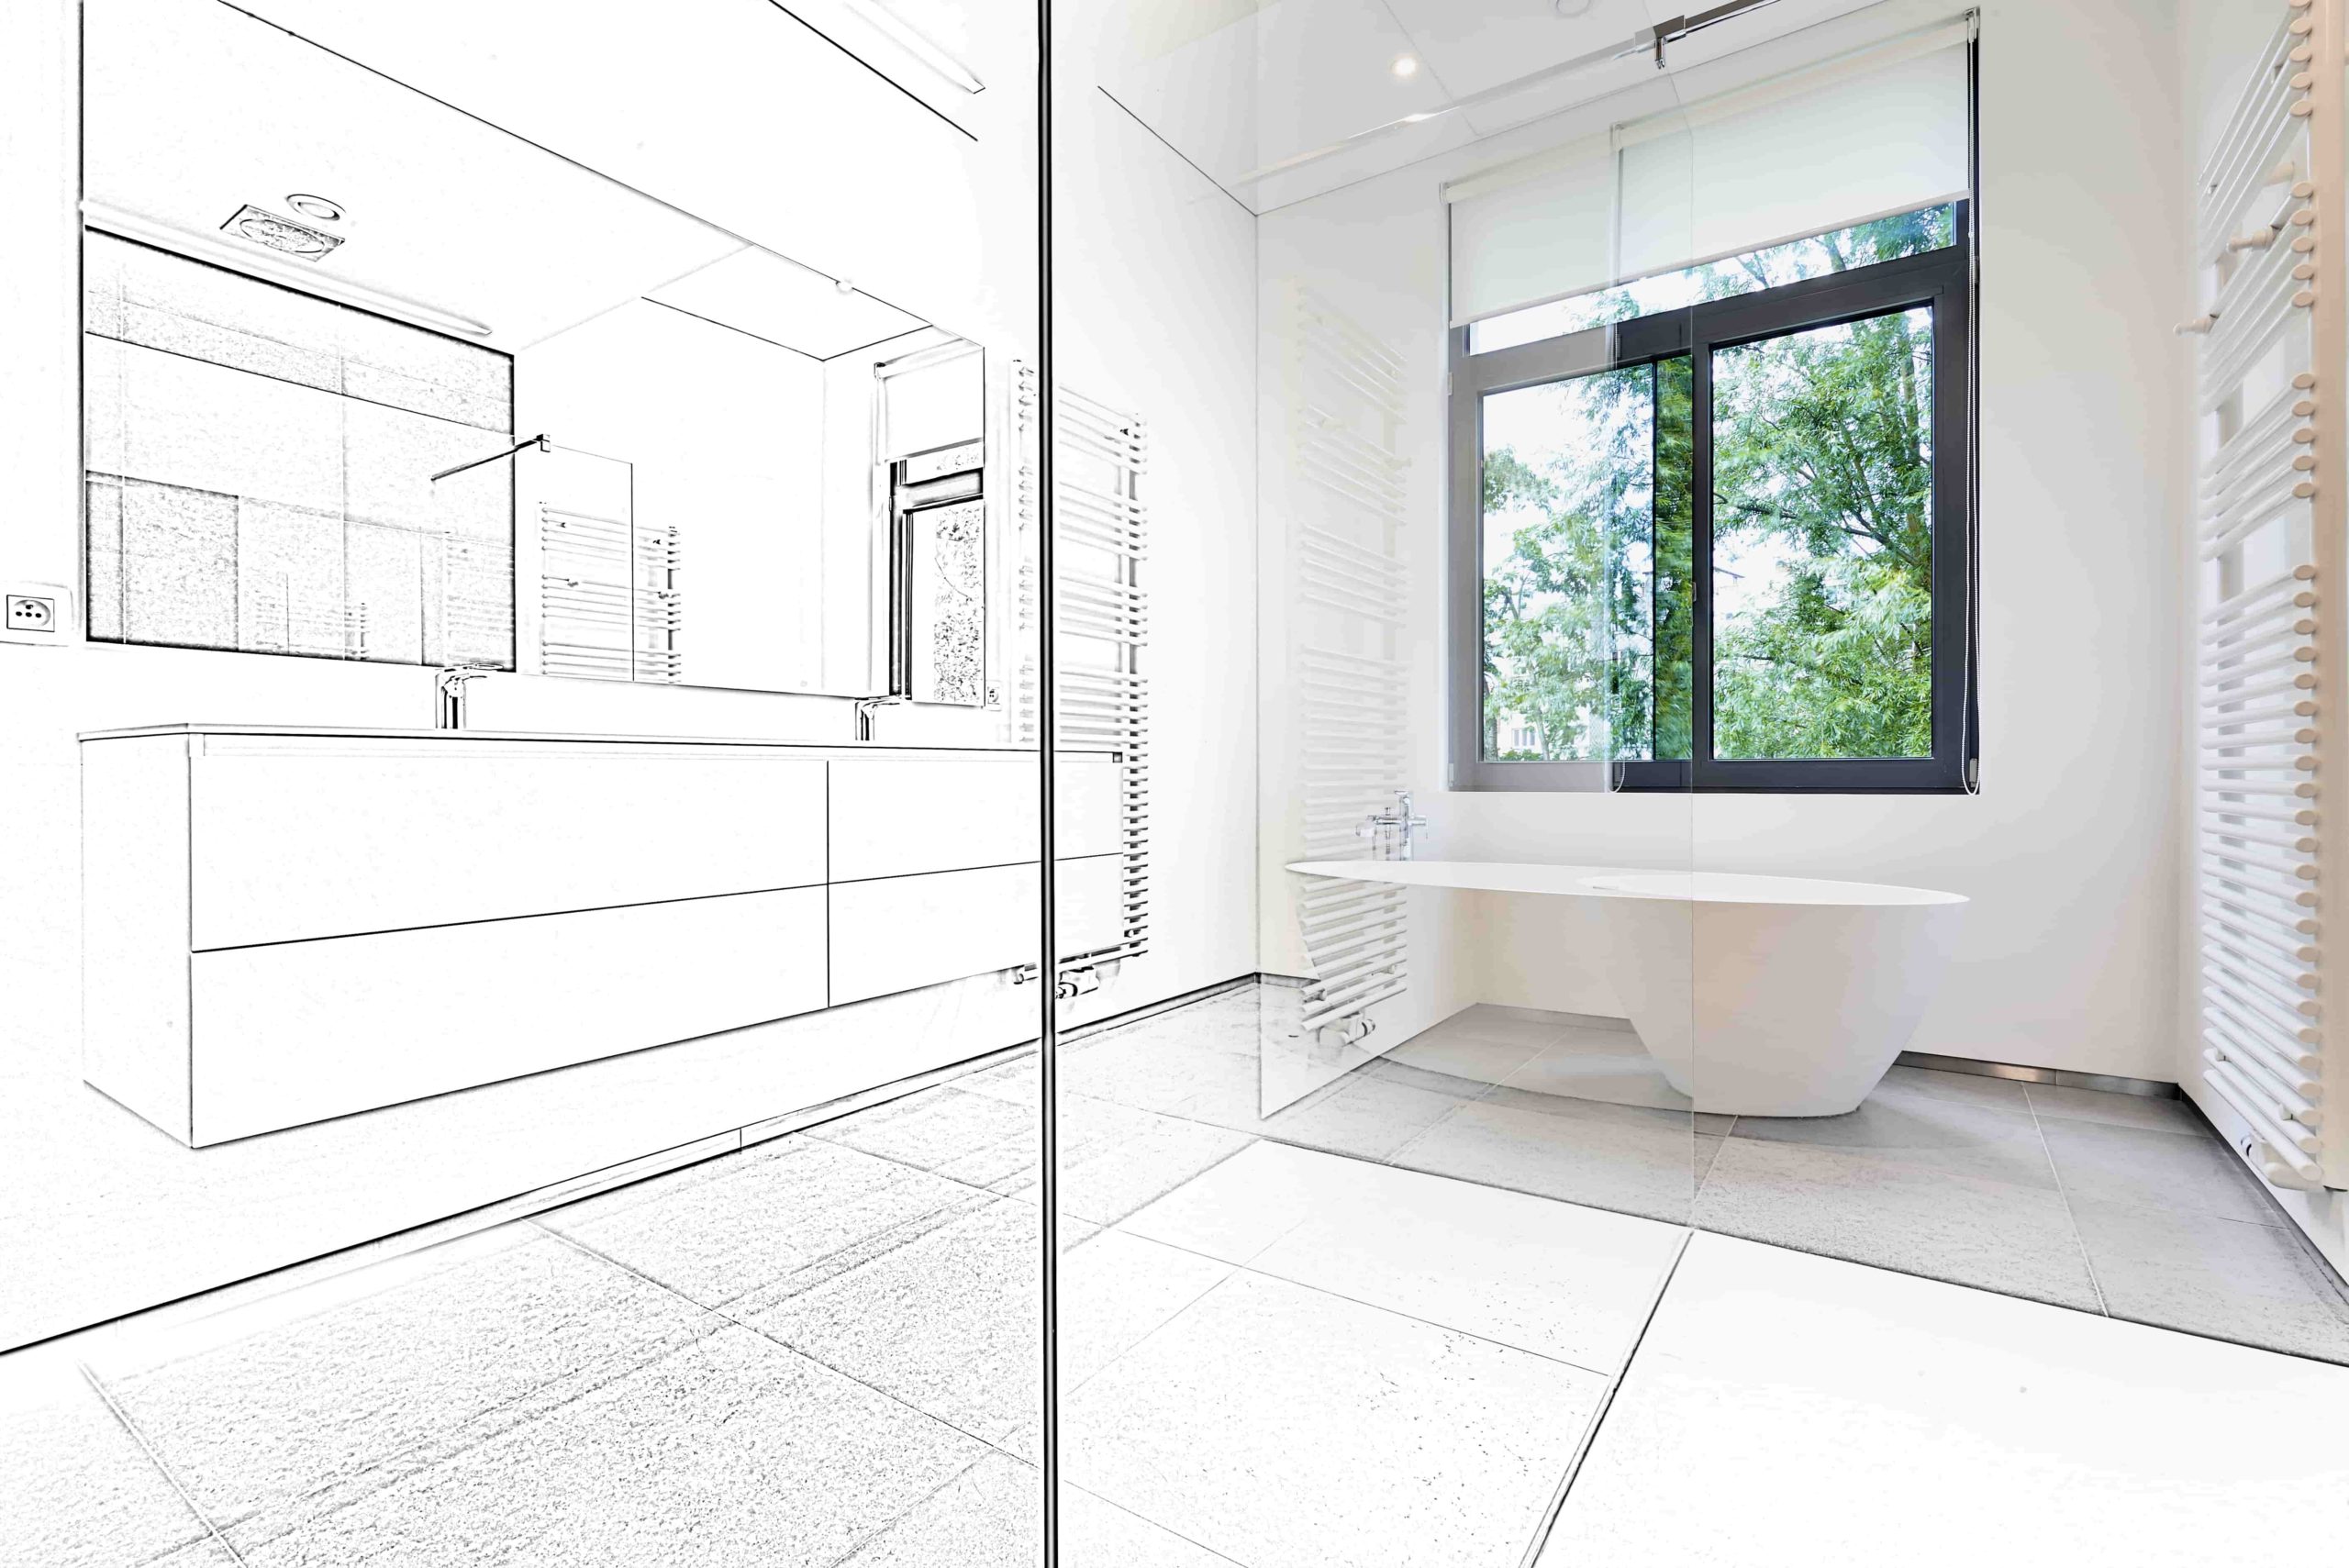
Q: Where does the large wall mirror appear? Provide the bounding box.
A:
[78,0,995,704]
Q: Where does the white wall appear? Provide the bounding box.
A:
[520,300,834,693]
[1256,0,2191,1082]
[1052,1,1264,1023]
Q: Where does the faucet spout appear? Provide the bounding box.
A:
[854,694,907,742]
[436,666,490,730]
[1358,788,1431,861]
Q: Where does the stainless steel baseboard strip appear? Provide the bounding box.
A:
[1898,1050,2181,1099]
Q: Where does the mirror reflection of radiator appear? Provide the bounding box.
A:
[2188,2,2341,1194]
[1287,282,1412,1045]
[538,502,681,683]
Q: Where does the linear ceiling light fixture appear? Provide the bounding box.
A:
[1234,0,1787,187]
[81,200,495,339]
[837,0,985,94]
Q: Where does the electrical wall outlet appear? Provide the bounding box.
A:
[1,583,75,643]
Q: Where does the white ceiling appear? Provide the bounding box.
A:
[648,248,931,360]
[83,0,936,355]
[1095,0,1904,213]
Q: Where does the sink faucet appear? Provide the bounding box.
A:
[854,694,907,742]
[436,666,491,730]
[1359,789,1430,861]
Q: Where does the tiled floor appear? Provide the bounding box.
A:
[10,984,2349,1565]
[1018,986,2349,1363]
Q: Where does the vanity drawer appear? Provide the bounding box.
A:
[186,886,828,1144]
[187,744,828,949]
[828,854,1127,1004]
[828,754,1123,881]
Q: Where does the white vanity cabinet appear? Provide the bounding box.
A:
[82,726,1126,1146]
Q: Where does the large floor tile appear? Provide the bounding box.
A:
[1503,1027,1691,1113]
[541,1135,985,1308]
[836,1452,1037,1568]
[91,1227,719,1540]
[1378,1017,1554,1087]
[1539,1233,2349,1567]
[1016,1097,1252,1225]
[1060,1030,1258,1120]
[1694,1135,2101,1310]
[1061,1229,1235,1391]
[808,1086,1039,1188]
[1063,1485,1244,1567]
[236,1326,986,1568]
[1122,1142,1680,1373]
[1728,1078,2056,1189]
[1871,1063,2030,1109]
[1063,1270,1606,1568]
[1197,1071,1469,1162]
[1391,1095,1695,1225]
[0,1357,216,1568]
[2070,1198,2349,1363]
[2024,1082,2206,1135]
[743,1198,1044,1444]
[2040,1118,2278,1225]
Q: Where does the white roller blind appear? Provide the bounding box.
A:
[1448,23,1970,326]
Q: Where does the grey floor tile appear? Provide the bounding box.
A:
[235,1327,985,1568]
[743,1198,1044,1445]
[1388,1095,1696,1226]
[1692,1112,1737,1136]
[1694,1135,2103,1311]
[2040,1118,2278,1225]
[2070,1198,2349,1363]
[1694,1133,1725,1185]
[808,1086,1038,1187]
[1013,1097,1253,1225]
[1060,1031,1257,1120]
[94,1228,719,1541]
[1379,1019,1553,1086]
[1063,1270,1605,1568]
[542,1136,985,1308]
[1874,1063,2032,1109]
[0,1365,215,1568]
[957,1052,1040,1106]
[2026,1082,2206,1135]
[1220,1073,1471,1161]
[1730,1078,2057,1190]
[1505,1028,1692,1114]
[1060,1229,1237,1390]
[1063,1485,1246,1567]
[836,1452,1037,1567]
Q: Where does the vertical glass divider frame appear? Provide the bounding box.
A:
[1034,0,1063,1558]
[1448,225,1974,794]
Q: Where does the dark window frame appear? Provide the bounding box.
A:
[1446,217,1976,795]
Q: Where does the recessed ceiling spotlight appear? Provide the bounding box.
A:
[285,193,345,223]
[1391,54,1419,78]
[834,277,857,295]
[1553,0,1595,16]
[219,205,341,261]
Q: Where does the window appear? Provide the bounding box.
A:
[1448,205,1975,792]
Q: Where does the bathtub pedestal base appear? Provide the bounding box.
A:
[1287,861,1968,1121]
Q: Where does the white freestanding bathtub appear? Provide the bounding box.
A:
[1288,860,1969,1118]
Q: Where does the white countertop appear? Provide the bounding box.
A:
[1287,860,1967,907]
[79,722,1108,756]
